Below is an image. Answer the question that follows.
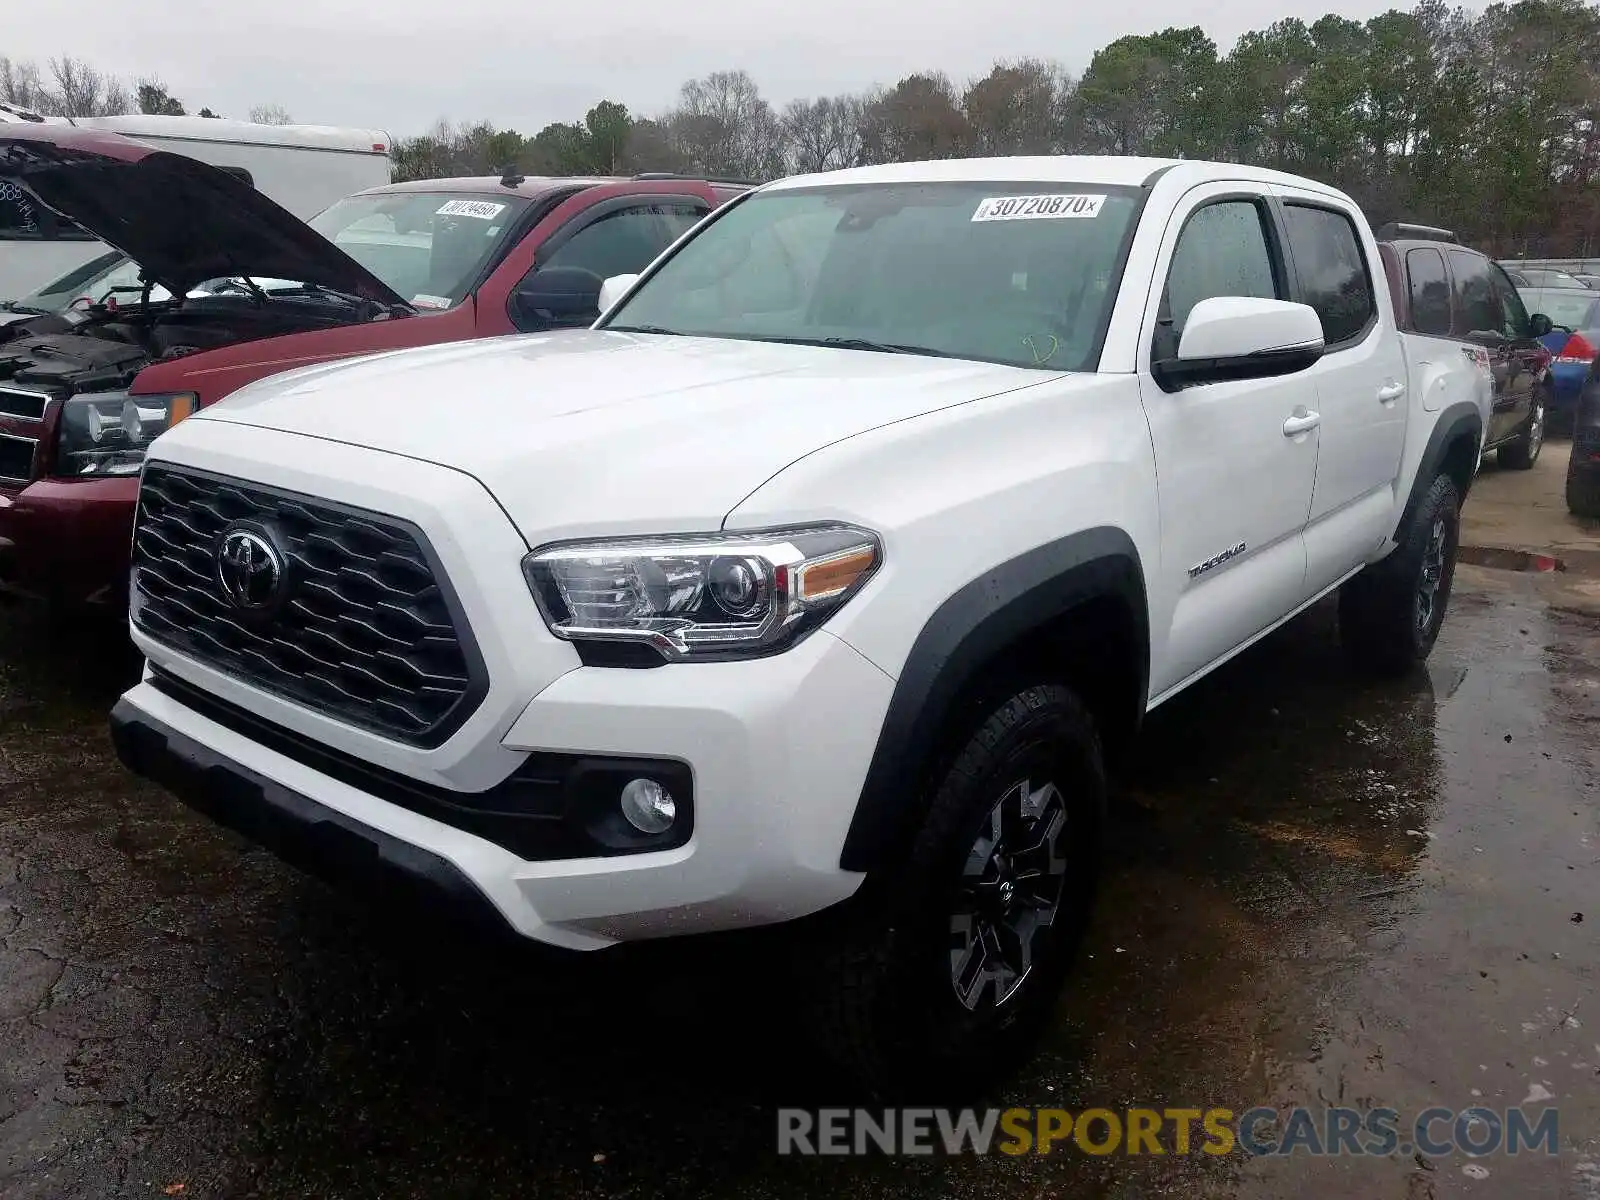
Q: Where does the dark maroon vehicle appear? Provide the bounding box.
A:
[0,123,746,607]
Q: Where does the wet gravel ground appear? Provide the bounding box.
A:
[1,566,1596,1199]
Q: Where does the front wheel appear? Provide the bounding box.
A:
[807,684,1106,1099]
[1498,389,1547,469]
[1339,472,1461,678]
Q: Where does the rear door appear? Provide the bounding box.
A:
[1273,188,1407,595]
[1448,249,1537,444]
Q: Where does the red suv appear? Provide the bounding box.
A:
[0,124,746,607]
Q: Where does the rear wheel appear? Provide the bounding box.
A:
[1339,473,1461,677]
[1498,389,1547,470]
[807,683,1105,1099]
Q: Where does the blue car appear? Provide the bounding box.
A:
[1518,285,1600,414]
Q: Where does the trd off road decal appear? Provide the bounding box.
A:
[1188,542,1247,579]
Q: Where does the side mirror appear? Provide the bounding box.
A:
[598,273,640,316]
[512,266,603,331]
[1528,312,1554,338]
[1154,296,1325,391]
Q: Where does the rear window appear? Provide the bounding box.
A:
[1521,288,1597,331]
[1282,203,1375,345]
[1406,247,1451,337]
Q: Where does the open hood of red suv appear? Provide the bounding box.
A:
[0,124,409,307]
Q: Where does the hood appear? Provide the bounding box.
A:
[186,331,1065,541]
[0,124,407,307]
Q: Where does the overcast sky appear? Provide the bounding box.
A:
[10,0,1422,138]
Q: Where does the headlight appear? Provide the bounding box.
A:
[523,525,881,661]
[55,391,196,477]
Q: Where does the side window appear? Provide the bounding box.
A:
[1162,199,1279,347]
[1447,250,1505,338]
[513,202,706,331]
[1282,203,1375,345]
[1406,247,1452,337]
[541,204,698,281]
[655,202,707,247]
[1488,264,1530,338]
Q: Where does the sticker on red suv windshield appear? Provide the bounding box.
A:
[971,194,1106,222]
[436,199,507,220]
[411,294,452,309]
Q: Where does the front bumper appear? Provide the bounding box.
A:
[0,475,138,603]
[115,623,893,951]
[110,695,519,940]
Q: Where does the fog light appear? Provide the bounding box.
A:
[619,777,676,834]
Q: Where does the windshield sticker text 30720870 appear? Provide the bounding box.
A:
[971,194,1106,222]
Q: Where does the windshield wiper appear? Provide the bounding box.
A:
[302,281,413,318]
[0,300,47,315]
[805,336,964,360]
[607,324,683,336]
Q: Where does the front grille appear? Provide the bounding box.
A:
[131,465,486,746]
[0,386,48,421]
[0,432,36,483]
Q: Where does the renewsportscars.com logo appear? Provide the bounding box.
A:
[777,1105,1560,1158]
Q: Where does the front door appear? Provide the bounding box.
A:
[1137,185,1321,700]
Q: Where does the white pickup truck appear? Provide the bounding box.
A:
[111,156,1488,1095]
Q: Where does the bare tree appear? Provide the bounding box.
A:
[249,103,294,126]
[663,70,785,179]
[861,72,970,163]
[963,59,1073,155]
[0,57,48,111]
[47,55,124,117]
[782,94,870,172]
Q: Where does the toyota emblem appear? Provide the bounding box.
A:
[216,527,286,610]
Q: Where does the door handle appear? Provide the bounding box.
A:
[1282,408,1321,437]
[1377,381,1406,403]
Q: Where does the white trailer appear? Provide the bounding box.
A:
[1,113,391,297]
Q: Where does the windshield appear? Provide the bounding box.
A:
[1520,288,1599,330]
[307,191,530,309]
[11,253,312,314]
[603,182,1141,370]
[8,251,132,312]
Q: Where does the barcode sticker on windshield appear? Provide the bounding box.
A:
[436,199,507,220]
[972,194,1106,222]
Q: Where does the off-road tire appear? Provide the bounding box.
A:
[1339,472,1460,678]
[806,683,1106,1100]
[1497,388,1547,470]
[1568,442,1600,517]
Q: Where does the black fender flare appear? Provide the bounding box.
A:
[1394,401,1483,541]
[839,526,1148,873]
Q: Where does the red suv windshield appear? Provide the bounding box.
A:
[308,191,531,309]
